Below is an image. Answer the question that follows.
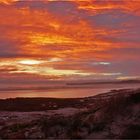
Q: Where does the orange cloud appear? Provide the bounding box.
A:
[0,0,139,81]
[76,0,140,15]
[0,0,18,4]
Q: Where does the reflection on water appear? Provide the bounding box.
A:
[0,83,140,99]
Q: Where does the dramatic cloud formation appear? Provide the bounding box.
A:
[0,0,140,88]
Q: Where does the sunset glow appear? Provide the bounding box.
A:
[0,0,140,89]
[18,60,42,65]
[0,1,140,138]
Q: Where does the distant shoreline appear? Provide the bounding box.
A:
[0,88,139,100]
[0,82,140,99]
[0,80,140,92]
[0,88,139,112]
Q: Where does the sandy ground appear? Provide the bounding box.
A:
[0,107,86,126]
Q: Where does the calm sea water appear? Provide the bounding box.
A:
[0,83,140,99]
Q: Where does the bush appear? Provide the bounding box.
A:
[129,92,140,103]
[10,123,29,132]
[41,115,70,138]
[121,124,140,139]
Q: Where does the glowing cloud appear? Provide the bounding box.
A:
[18,59,42,65]
[0,0,139,83]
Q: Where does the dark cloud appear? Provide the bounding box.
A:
[87,9,140,29]
[0,39,20,58]
[12,1,48,10]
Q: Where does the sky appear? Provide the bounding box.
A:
[0,0,140,89]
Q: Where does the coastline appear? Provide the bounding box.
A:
[0,88,140,139]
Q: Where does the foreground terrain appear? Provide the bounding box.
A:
[0,88,140,139]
